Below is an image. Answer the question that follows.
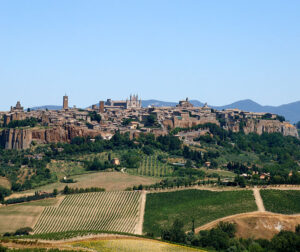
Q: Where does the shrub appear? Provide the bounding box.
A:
[14,227,33,236]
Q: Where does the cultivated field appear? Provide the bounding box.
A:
[72,237,205,252]
[260,190,300,214]
[0,234,206,252]
[128,155,173,177]
[19,172,158,195]
[143,189,257,236]
[34,191,143,234]
[0,176,11,189]
[0,197,61,234]
[199,168,236,178]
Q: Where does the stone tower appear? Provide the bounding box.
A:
[99,101,104,113]
[63,95,68,110]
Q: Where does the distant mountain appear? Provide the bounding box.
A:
[211,100,300,124]
[211,99,263,112]
[142,100,178,107]
[30,105,62,111]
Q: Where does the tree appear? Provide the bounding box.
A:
[295,224,300,234]
[271,231,300,252]
[145,114,157,127]
[277,115,286,122]
[14,227,33,236]
[121,150,141,168]
[63,185,70,194]
[53,188,58,197]
[161,219,186,243]
[122,118,133,126]
[185,160,192,168]
[88,111,101,123]
[217,222,237,238]
[142,145,154,155]
[170,219,186,243]
[234,176,246,188]
[191,218,195,233]
[296,121,300,130]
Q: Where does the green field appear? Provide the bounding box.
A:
[34,191,142,234]
[260,190,300,214]
[47,160,86,179]
[127,155,173,177]
[143,190,257,236]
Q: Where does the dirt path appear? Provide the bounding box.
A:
[194,211,300,239]
[194,211,260,233]
[135,190,147,235]
[194,211,300,233]
[253,187,265,212]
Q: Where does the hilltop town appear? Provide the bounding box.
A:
[0,95,298,150]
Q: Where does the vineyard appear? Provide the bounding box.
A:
[34,191,143,234]
[260,190,300,214]
[144,190,257,236]
[128,155,173,177]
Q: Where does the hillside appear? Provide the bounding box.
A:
[30,105,62,110]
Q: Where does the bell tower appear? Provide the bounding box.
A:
[63,94,68,110]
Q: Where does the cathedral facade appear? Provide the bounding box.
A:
[106,94,142,109]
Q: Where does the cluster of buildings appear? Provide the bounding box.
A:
[0,95,298,150]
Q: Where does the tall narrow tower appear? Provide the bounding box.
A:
[99,101,104,113]
[63,95,68,110]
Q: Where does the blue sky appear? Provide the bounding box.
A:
[1,0,300,110]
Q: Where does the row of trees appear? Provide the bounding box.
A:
[3,191,56,205]
[62,186,105,195]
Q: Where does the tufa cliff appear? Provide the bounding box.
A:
[0,126,105,150]
[227,119,299,138]
[0,120,298,150]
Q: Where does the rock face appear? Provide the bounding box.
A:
[0,128,32,149]
[238,120,298,138]
[0,120,298,150]
[0,126,105,150]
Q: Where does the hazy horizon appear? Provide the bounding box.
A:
[1,0,300,110]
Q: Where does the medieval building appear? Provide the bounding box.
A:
[63,95,68,110]
[106,94,142,109]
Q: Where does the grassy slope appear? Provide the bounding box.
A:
[0,197,60,234]
[260,190,300,214]
[0,176,11,189]
[72,239,206,252]
[12,172,158,196]
[144,190,257,236]
[199,168,236,178]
